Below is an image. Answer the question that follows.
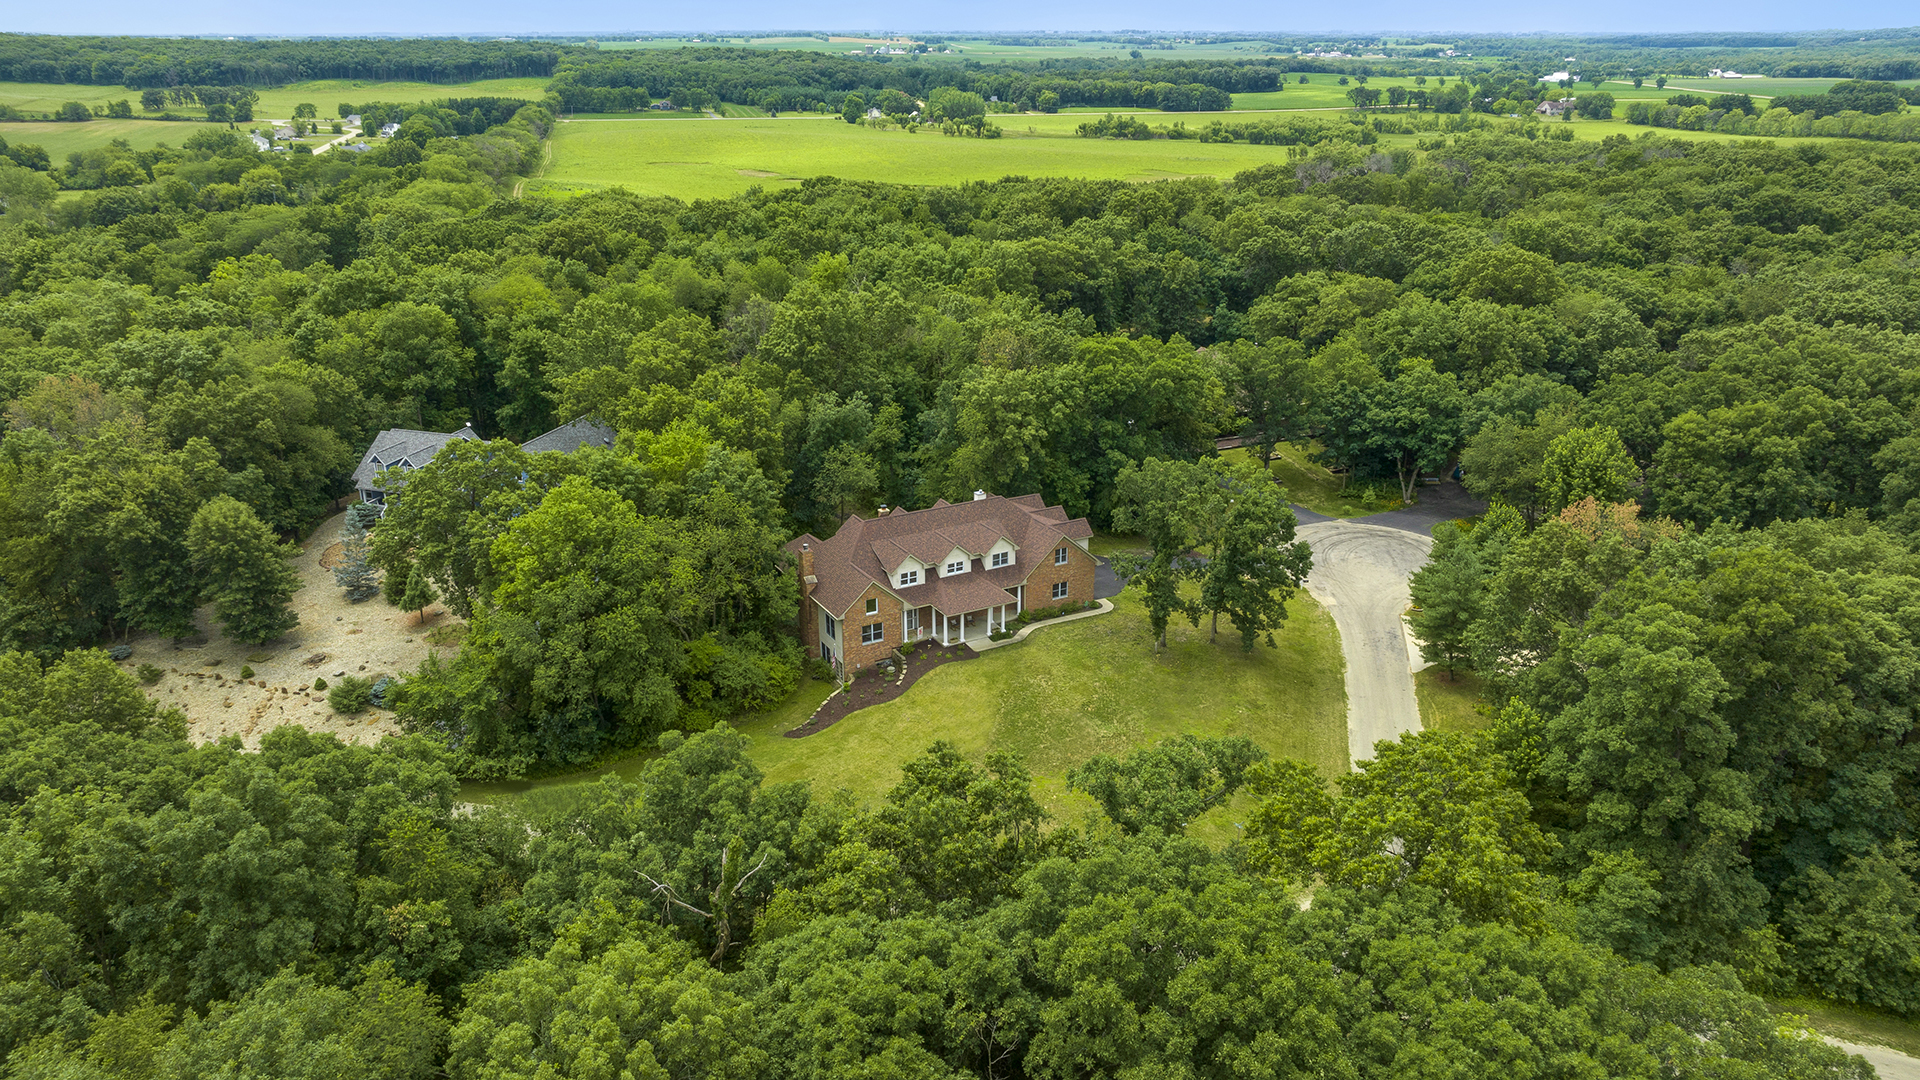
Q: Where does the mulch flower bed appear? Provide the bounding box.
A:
[784,642,978,737]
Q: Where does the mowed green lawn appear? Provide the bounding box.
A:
[543,116,1332,199]
[466,586,1349,840]
[739,587,1347,829]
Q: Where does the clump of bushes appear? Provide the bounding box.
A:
[313,677,328,691]
[328,675,372,714]
[239,665,254,679]
[107,645,134,661]
[136,663,164,685]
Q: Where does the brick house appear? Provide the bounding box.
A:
[785,492,1097,675]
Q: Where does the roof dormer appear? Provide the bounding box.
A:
[893,556,927,588]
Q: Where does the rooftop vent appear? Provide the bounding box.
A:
[973,490,987,501]
[877,505,890,516]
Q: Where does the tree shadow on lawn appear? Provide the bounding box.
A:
[784,642,977,737]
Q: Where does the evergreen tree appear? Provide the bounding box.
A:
[1408,520,1484,679]
[400,563,438,625]
[332,523,381,603]
[185,495,300,645]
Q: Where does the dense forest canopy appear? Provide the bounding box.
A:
[0,34,563,86]
[0,30,1917,1079]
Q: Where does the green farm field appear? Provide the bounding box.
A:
[539,115,1383,199]
[0,119,198,157]
[591,36,904,53]
[942,38,1284,60]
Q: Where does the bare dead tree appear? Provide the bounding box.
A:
[636,838,770,965]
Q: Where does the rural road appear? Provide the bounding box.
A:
[1294,483,1485,765]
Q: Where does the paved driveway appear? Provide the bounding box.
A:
[1296,521,1434,765]
[1291,482,1484,765]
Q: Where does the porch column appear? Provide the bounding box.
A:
[902,606,909,642]
[959,611,966,644]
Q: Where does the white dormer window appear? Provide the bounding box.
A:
[946,559,966,575]
[899,569,919,587]
[991,551,1009,568]
[1055,546,1069,565]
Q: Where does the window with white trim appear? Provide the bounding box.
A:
[866,597,879,615]
[991,551,1009,568]
[861,622,884,644]
[1054,546,1069,565]
[1051,581,1069,600]
[823,613,837,639]
[906,609,919,631]
[946,560,966,575]
[898,569,919,586]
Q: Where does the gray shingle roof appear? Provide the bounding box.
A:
[522,416,616,455]
[351,425,480,490]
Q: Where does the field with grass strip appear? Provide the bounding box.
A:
[466,586,1349,841]
[539,115,1372,199]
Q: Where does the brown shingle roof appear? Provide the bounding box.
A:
[799,494,1095,618]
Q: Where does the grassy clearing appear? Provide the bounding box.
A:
[1771,997,1920,1057]
[736,587,1347,826]
[1088,533,1147,558]
[1414,668,1489,733]
[1217,443,1405,519]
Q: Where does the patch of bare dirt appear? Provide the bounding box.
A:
[115,511,464,749]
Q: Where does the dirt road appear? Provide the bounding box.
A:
[1296,520,1434,766]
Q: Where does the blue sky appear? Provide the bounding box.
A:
[6,0,1915,37]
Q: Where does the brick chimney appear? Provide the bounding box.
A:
[796,542,819,649]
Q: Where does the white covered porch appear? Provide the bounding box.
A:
[901,585,1026,647]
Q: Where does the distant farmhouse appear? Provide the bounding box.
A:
[352,416,615,511]
[379,122,401,137]
[786,492,1096,676]
[1536,98,1575,117]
